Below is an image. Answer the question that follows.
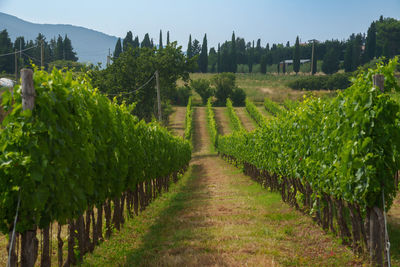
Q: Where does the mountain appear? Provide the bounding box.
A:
[0,12,118,67]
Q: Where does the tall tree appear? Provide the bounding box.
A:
[159,30,163,50]
[343,40,353,72]
[231,32,237,73]
[63,35,78,61]
[365,21,376,60]
[248,41,254,73]
[254,38,262,64]
[141,33,152,48]
[113,38,122,59]
[351,34,362,70]
[260,54,267,74]
[55,35,64,60]
[167,31,170,45]
[0,29,14,73]
[209,47,217,73]
[199,34,208,73]
[293,36,300,74]
[133,36,140,49]
[123,31,134,51]
[322,48,339,74]
[187,34,193,58]
[217,43,221,73]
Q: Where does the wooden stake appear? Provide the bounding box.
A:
[373,74,385,92]
[21,69,35,110]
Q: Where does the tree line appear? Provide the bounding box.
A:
[114,16,399,75]
[0,29,78,74]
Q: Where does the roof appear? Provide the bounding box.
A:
[0,78,15,88]
[280,59,310,64]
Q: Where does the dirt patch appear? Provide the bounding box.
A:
[234,107,257,131]
[168,106,186,138]
[260,87,274,94]
[213,107,232,135]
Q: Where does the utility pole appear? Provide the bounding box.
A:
[155,70,162,121]
[41,40,44,68]
[107,49,111,67]
[309,39,318,75]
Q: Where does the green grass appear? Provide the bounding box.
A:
[187,73,334,105]
[82,167,198,266]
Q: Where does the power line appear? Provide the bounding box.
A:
[0,45,39,57]
[107,72,156,96]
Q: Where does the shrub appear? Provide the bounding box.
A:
[287,72,352,90]
[212,72,236,106]
[231,87,246,106]
[190,78,214,104]
[170,86,192,106]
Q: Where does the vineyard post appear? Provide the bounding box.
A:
[369,74,386,266]
[20,68,38,267]
[156,70,162,121]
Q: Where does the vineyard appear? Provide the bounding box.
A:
[1,58,400,266]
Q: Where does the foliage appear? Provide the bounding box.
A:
[184,97,193,142]
[206,97,218,147]
[114,38,122,59]
[198,34,208,73]
[91,44,196,121]
[322,48,340,74]
[293,36,300,74]
[190,78,214,105]
[287,72,352,90]
[264,98,283,116]
[0,67,191,234]
[170,86,192,106]
[231,87,246,106]
[226,98,244,132]
[218,57,400,214]
[245,98,267,127]
[212,72,236,106]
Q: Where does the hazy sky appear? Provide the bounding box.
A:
[1,0,400,49]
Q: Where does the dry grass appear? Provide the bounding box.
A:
[234,107,257,131]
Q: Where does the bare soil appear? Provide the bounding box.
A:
[234,107,257,131]
[168,106,186,138]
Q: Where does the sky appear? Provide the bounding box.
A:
[1,0,400,49]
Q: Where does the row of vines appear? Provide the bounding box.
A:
[216,58,400,265]
[0,67,192,266]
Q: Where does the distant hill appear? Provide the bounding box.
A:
[0,12,118,67]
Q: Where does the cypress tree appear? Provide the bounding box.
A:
[0,29,13,73]
[63,35,78,61]
[141,33,151,48]
[365,21,376,60]
[231,31,237,73]
[133,36,139,49]
[344,41,353,72]
[187,34,193,58]
[55,35,64,60]
[167,31,170,45]
[260,55,267,74]
[199,34,208,73]
[312,50,317,74]
[322,48,339,74]
[217,43,221,73]
[159,30,163,50]
[248,41,254,73]
[351,34,362,70]
[113,38,122,59]
[123,31,134,51]
[293,36,300,74]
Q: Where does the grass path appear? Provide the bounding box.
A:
[168,106,186,138]
[234,107,257,131]
[83,106,363,266]
[214,107,232,135]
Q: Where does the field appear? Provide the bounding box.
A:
[186,73,336,105]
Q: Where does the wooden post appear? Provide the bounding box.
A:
[21,69,35,110]
[373,74,385,92]
[155,70,162,121]
[20,68,38,267]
